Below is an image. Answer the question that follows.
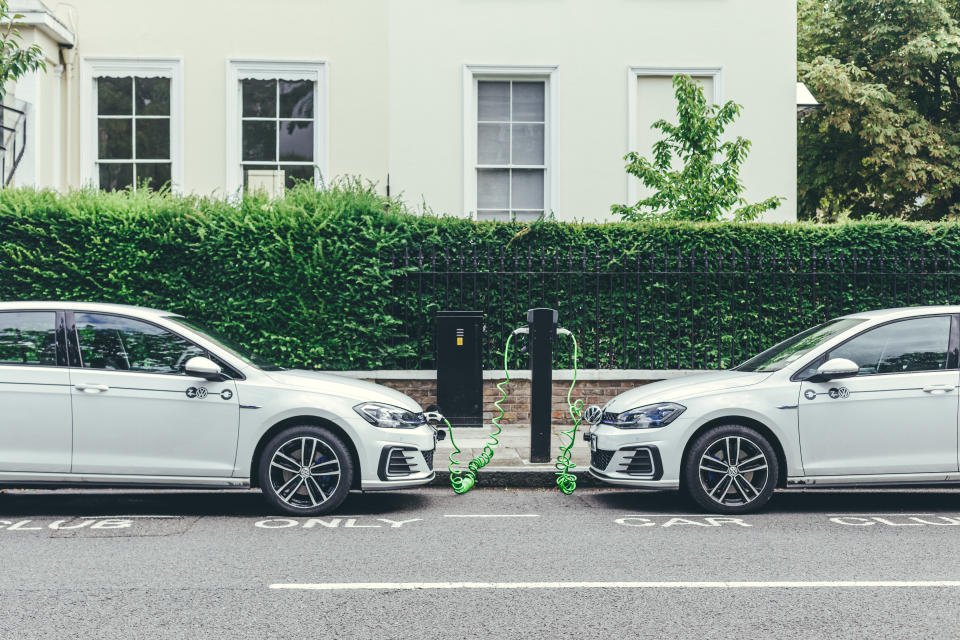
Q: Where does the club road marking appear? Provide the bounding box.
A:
[269,580,960,591]
[442,514,540,518]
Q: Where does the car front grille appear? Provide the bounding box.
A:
[617,447,654,476]
[591,448,615,471]
[386,448,418,477]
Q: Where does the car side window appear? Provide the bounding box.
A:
[827,316,952,376]
[74,313,206,375]
[0,312,58,366]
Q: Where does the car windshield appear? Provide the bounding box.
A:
[735,318,866,373]
[166,316,284,371]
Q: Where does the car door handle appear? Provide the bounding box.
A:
[75,383,109,393]
[922,384,956,394]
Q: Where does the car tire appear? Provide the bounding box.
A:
[258,425,355,516]
[682,424,778,514]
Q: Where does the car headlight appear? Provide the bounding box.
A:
[602,403,685,429]
[354,402,426,429]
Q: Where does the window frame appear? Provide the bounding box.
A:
[463,65,558,220]
[791,314,960,382]
[80,57,184,193]
[226,59,328,195]
[65,311,244,380]
[0,309,67,368]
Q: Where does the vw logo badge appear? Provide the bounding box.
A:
[220,389,233,401]
[828,387,850,400]
[803,389,817,400]
[195,387,208,399]
[584,405,604,425]
[185,387,198,399]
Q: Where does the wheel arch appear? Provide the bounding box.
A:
[249,415,361,489]
[680,415,788,489]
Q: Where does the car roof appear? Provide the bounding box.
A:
[838,305,960,321]
[0,301,179,319]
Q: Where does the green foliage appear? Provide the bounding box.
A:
[2,184,960,371]
[799,0,960,220]
[612,75,783,222]
[0,0,46,102]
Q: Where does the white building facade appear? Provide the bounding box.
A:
[13,0,797,221]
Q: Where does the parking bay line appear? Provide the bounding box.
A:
[270,581,960,591]
[442,514,540,518]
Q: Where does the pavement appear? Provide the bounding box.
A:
[3,486,960,638]
[434,421,597,486]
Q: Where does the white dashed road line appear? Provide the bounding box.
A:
[270,580,960,591]
[442,514,540,518]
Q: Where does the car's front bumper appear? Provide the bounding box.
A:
[358,423,438,491]
[585,419,688,488]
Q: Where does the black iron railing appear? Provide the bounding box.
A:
[386,247,960,371]
[0,100,27,186]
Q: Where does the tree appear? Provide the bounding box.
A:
[0,0,46,103]
[799,0,960,220]
[612,74,782,222]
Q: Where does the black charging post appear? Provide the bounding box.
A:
[528,308,558,463]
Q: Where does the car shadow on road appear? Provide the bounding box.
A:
[589,488,960,514]
[0,488,431,518]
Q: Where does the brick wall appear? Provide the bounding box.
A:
[375,378,655,427]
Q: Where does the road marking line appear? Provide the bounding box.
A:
[442,514,540,518]
[825,513,943,517]
[270,580,960,591]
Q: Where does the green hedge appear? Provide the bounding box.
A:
[2,182,960,371]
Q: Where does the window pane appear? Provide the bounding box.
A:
[98,119,132,159]
[97,77,132,115]
[0,312,57,366]
[478,81,509,121]
[243,164,280,188]
[136,118,170,159]
[75,313,205,374]
[476,210,510,222]
[243,121,276,161]
[514,211,543,222]
[136,163,172,191]
[477,123,509,165]
[279,80,314,119]
[512,123,544,165]
[280,164,315,189]
[242,79,276,118]
[477,169,509,209]
[830,316,952,375]
[99,163,134,191]
[278,120,313,161]
[511,169,544,209]
[135,77,170,116]
[512,82,545,122]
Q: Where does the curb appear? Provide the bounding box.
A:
[430,466,605,489]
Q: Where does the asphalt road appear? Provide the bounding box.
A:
[2,486,960,639]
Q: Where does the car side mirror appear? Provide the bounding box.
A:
[185,356,226,381]
[810,357,859,382]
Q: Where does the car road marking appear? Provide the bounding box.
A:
[269,580,960,591]
[616,516,752,527]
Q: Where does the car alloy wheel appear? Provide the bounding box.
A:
[697,435,770,508]
[268,436,341,509]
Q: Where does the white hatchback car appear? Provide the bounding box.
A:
[0,302,438,515]
[588,306,960,513]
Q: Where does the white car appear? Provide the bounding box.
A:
[587,306,960,513]
[0,302,437,515]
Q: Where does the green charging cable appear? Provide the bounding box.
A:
[554,331,582,495]
[447,332,516,494]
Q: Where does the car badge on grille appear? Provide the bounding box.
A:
[584,405,603,425]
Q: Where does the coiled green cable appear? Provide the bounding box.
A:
[448,332,515,494]
[555,332,582,495]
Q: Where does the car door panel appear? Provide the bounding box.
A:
[70,370,239,476]
[800,371,959,475]
[68,312,240,477]
[0,311,71,472]
[798,314,960,476]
